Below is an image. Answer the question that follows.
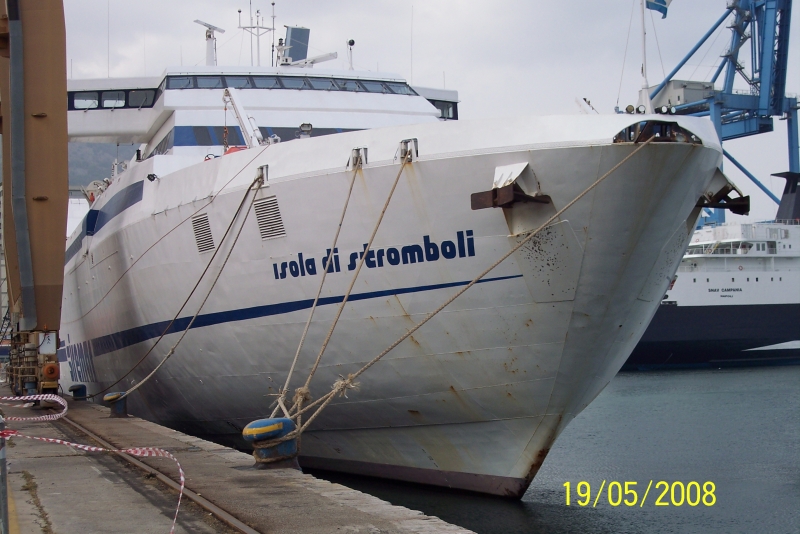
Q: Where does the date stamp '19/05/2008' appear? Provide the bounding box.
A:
[563,481,717,508]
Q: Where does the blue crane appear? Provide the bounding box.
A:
[647,0,797,224]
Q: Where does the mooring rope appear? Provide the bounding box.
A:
[289,153,413,418]
[64,144,274,326]
[87,175,264,400]
[119,175,264,400]
[277,137,656,443]
[270,159,363,419]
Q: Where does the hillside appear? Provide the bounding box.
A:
[0,139,138,187]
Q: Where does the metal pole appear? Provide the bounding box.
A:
[249,1,254,66]
[0,416,8,534]
[723,148,781,205]
[640,0,648,90]
[271,2,276,67]
[787,100,799,173]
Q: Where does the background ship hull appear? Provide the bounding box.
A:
[626,302,800,369]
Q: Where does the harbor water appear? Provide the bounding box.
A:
[309,366,800,534]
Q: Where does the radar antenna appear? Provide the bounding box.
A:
[194,20,225,66]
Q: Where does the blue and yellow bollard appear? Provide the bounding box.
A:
[242,418,298,468]
[103,392,129,418]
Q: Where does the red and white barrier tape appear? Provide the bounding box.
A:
[0,395,183,532]
[0,428,185,533]
[0,394,67,421]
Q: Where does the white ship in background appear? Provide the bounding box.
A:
[627,172,800,369]
[58,22,742,496]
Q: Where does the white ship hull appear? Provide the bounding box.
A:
[60,114,724,496]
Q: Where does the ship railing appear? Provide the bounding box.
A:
[677,265,729,272]
[685,246,752,256]
[748,219,800,226]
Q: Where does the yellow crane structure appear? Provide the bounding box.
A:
[0,0,68,396]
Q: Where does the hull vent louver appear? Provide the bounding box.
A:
[253,196,286,240]
[192,213,215,253]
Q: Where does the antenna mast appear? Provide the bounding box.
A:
[239,1,273,67]
[637,0,653,112]
[271,2,276,67]
[347,39,355,70]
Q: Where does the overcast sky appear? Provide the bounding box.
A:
[64,0,799,222]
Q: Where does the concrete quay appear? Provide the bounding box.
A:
[4,397,474,534]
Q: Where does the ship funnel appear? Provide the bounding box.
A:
[771,172,800,221]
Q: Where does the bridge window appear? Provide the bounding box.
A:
[102,91,126,108]
[253,76,281,89]
[226,76,253,89]
[167,76,195,89]
[128,90,155,108]
[159,75,415,96]
[147,129,175,158]
[196,76,224,89]
[70,74,418,113]
[73,92,99,109]
[428,99,458,120]
[307,78,338,91]
[386,82,416,95]
[361,81,388,93]
[335,79,363,92]
[279,77,311,90]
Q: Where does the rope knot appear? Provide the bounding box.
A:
[293,386,312,405]
[332,374,359,398]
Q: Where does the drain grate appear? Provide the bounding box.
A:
[192,213,215,253]
[253,196,286,240]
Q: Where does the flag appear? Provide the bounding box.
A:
[646,0,672,19]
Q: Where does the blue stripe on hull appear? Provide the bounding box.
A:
[65,181,145,263]
[61,274,523,362]
[625,302,800,370]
